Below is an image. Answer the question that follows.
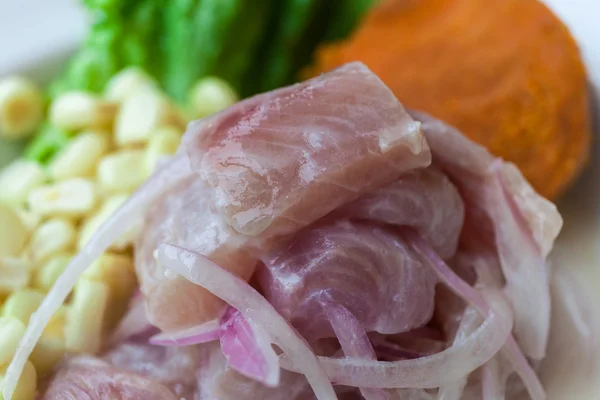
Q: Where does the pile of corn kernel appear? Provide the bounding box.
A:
[0,68,237,399]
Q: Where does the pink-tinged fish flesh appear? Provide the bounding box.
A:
[258,220,438,340]
[184,62,431,241]
[197,343,315,400]
[103,343,201,399]
[40,356,178,400]
[412,110,562,359]
[136,62,431,332]
[136,173,255,331]
[334,166,464,259]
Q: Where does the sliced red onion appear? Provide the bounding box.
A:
[150,319,221,346]
[156,243,337,400]
[2,155,193,400]
[220,307,280,387]
[321,299,389,400]
[405,231,546,400]
[280,291,512,388]
[150,306,279,386]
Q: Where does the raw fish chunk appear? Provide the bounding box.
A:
[41,357,178,400]
[259,221,438,339]
[185,62,430,240]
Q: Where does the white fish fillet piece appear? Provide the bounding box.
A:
[184,62,431,240]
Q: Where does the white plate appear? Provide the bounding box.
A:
[0,1,599,399]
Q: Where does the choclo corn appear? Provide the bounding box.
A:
[0,317,26,365]
[97,150,148,193]
[84,253,135,299]
[0,360,37,400]
[45,306,67,339]
[27,218,76,265]
[189,76,238,118]
[30,333,65,376]
[84,253,136,328]
[0,258,30,296]
[28,178,98,218]
[34,254,72,292]
[0,71,243,391]
[104,67,157,103]
[2,289,45,324]
[65,278,109,353]
[115,86,185,146]
[0,204,27,258]
[145,127,181,173]
[49,91,117,131]
[0,76,44,139]
[0,159,46,206]
[78,195,135,251]
[49,131,110,180]
[14,208,41,236]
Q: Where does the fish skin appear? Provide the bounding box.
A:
[184,62,431,240]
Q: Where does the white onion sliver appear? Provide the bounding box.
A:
[150,319,221,346]
[280,292,512,388]
[488,163,550,360]
[482,357,507,400]
[406,231,546,400]
[321,300,388,400]
[157,243,338,400]
[435,307,480,400]
[1,156,191,400]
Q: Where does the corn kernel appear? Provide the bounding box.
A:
[0,317,25,365]
[65,278,109,353]
[34,253,71,292]
[1,289,44,324]
[0,159,46,206]
[0,76,44,139]
[49,131,110,180]
[28,178,97,218]
[0,204,27,258]
[115,86,185,147]
[27,218,76,265]
[97,150,147,193]
[14,208,41,235]
[45,306,67,339]
[0,258,30,296]
[104,67,157,103]
[78,195,135,251]
[0,360,36,400]
[189,76,238,118]
[145,127,181,173]
[84,253,136,328]
[30,333,65,375]
[49,91,117,131]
